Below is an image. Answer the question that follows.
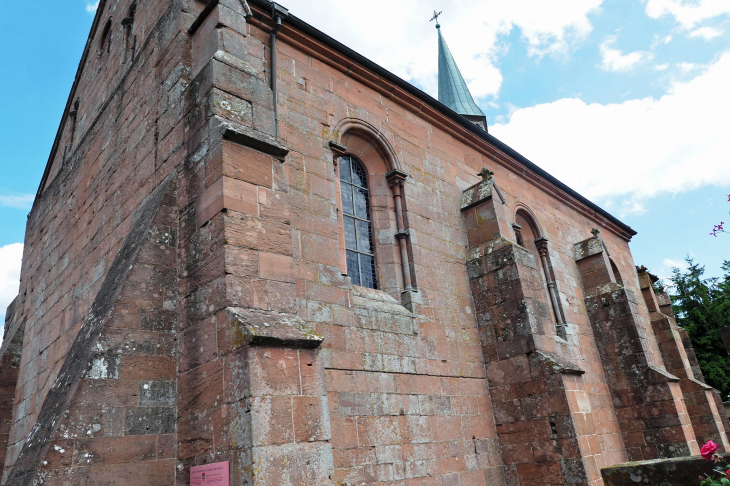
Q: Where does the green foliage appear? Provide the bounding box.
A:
[672,259,730,398]
[698,451,730,485]
[699,461,730,486]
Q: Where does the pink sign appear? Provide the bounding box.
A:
[190,461,229,486]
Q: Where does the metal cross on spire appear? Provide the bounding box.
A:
[430,10,442,28]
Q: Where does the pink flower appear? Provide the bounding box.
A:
[701,440,719,460]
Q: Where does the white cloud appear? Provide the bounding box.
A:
[657,257,690,281]
[0,244,23,322]
[689,26,723,39]
[86,1,99,13]
[490,52,730,214]
[289,0,603,100]
[678,61,702,71]
[651,34,673,48]
[645,0,730,29]
[0,194,34,209]
[600,37,655,71]
[654,63,670,70]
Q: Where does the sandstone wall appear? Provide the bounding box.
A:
[265,12,635,486]
[3,0,187,480]
[0,0,694,485]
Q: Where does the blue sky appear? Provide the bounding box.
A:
[1,0,729,318]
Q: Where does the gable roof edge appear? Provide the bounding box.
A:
[34,0,109,201]
[247,0,636,239]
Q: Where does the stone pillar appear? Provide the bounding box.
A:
[575,234,699,460]
[212,309,332,485]
[179,3,335,483]
[386,169,413,291]
[534,237,567,338]
[637,269,730,451]
[181,118,335,486]
[462,174,592,485]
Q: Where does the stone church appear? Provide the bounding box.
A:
[1,0,726,485]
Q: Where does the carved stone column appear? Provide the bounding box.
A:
[386,169,413,292]
[329,141,349,275]
[534,237,566,337]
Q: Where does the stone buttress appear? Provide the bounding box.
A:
[0,299,23,477]
[636,268,730,451]
[4,0,728,484]
[178,1,334,483]
[462,176,593,486]
[3,174,179,486]
[574,234,700,460]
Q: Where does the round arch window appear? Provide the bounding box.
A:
[339,155,377,289]
[99,19,112,54]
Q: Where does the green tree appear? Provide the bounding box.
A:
[671,258,730,398]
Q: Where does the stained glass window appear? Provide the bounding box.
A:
[339,156,377,289]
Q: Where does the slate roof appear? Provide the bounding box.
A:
[437,26,485,118]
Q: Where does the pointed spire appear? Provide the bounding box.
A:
[436,23,487,130]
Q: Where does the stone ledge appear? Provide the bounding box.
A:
[212,50,259,79]
[351,286,415,323]
[532,350,585,376]
[227,307,323,348]
[574,236,604,261]
[602,453,729,486]
[211,115,289,159]
[461,179,495,211]
[647,365,681,383]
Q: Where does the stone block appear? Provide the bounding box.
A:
[250,396,295,446]
[138,380,176,407]
[74,436,156,465]
[293,396,331,442]
[258,252,295,283]
[197,176,259,227]
[252,442,334,485]
[123,407,176,436]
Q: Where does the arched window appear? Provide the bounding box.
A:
[99,19,112,54]
[610,258,624,285]
[339,155,377,289]
[515,210,567,339]
[122,3,137,63]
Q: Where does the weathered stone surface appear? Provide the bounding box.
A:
[5,0,715,484]
[4,174,177,486]
[602,454,728,486]
[578,238,700,463]
[226,307,323,348]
